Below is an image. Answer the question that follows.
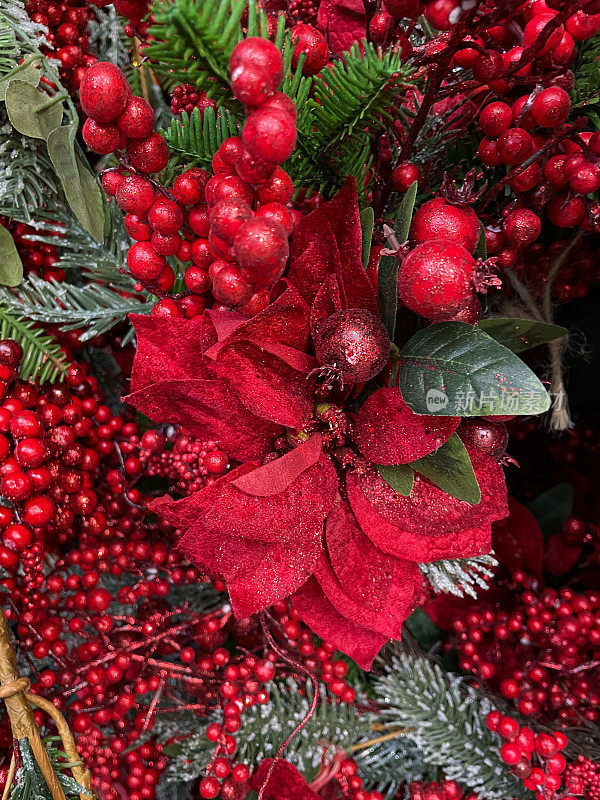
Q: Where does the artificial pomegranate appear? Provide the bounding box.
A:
[313,309,390,385]
[398,239,475,321]
[410,198,480,252]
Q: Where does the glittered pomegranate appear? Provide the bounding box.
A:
[410,197,480,253]
[398,239,475,322]
[313,309,390,385]
[458,418,508,459]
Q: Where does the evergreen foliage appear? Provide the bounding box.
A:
[419,555,498,598]
[0,306,68,382]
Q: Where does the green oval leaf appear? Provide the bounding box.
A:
[395,179,418,243]
[475,220,487,260]
[46,125,105,243]
[0,225,23,286]
[400,321,551,417]
[410,433,481,504]
[5,80,63,140]
[478,317,567,353]
[0,63,41,102]
[527,483,574,538]
[377,253,399,339]
[375,463,414,496]
[359,206,374,269]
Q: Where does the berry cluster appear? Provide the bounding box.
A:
[2,221,64,282]
[169,84,217,117]
[81,62,167,171]
[449,573,600,724]
[487,710,582,799]
[25,0,99,90]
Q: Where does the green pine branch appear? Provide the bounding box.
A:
[10,738,91,800]
[0,306,68,383]
[0,275,150,342]
[373,653,530,799]
[161,105,240,177]
[419,554,498,598]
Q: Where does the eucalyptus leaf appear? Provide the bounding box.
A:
[0,223,23,286]
[478,317,567,353]
[394,179,418,243]
[377,254,399,339]
[46,126,105,242]
[400,321,551,416]
[410,433,481,504]
[375,463,414,496]
[0,63,41,102]
[5,80,63,140]
[359,206,374,269]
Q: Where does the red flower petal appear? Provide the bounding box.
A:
[353,388,460,465]
[232,435,323,496]
[156,454,337,546]
[292,577,388,670]
[129,314,210,391]
[347,448,507,561]
[316,0,367,54]
[292,179,376,311]
[289,229,342,305]
[210,340,314,429]
[250,760,320,800]
[126,379,280,462]
[322,500,422,635]
[492,497,543,578]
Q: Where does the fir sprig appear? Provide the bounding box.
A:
[0,275,149,342]
[419,555,498,598]
[0,306,68,382]
[161,105,240,177]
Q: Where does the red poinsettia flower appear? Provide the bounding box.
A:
[127,180,508,669]
[249,759,320,800]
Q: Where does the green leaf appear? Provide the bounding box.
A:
[5,80,63,139]
[404,607,443,651]
[528,483,574,538]
[410,434,481,504]
[46,126,105,242]
[359,206,374,269]
[375,463,414,496]
[475,220,487,260]
[0,61,40,101]
[377,254,399,339]
[0,223,23,285]
[394,179,418,243]
[400,321,551,417]
[478,317,567,354]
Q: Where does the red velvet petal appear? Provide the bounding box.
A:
[292,577,388,670]
[125,379,280,461]
[210,340,314,429]
[310,273,343,334]
[234,281,311,350]
[317,0,367,54]
[129,314,210,391]
[323,500,422,630]
[353,388,460,465]
[492,497,543,578]
[156,454,337,546]
[232,435,322,496]
[250,760,320,800]
[289,228,342,305]
[347,450,506,562]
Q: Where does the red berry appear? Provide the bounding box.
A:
[233,218,289,286]
[479,102,513,137]
[229,37,284,106]
[255,202,293,234]
[243,107,297,165]
[500,743,521,765]
[391,162,420,192]
[22,496,55,526]
[80,62,131,123]
[290,24,328,75]
[172,173,203,205]
[82,118,121,154]
[255,167,294,204]
[369,11,393,44]
[117,96,155,139]
[530,87,571,127]
[210,200,253,244]
[127,133,170,174]
[147,198,183,236]
[101,170,123,196]
[313,309,390,384]
[115,176,155,215]
[188,204,211,237]
[497,128,534,165]
[127,242,167,281]
[211,263,254,307]
[503,209,541,248]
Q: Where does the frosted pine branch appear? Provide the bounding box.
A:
[419,554,498,598]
